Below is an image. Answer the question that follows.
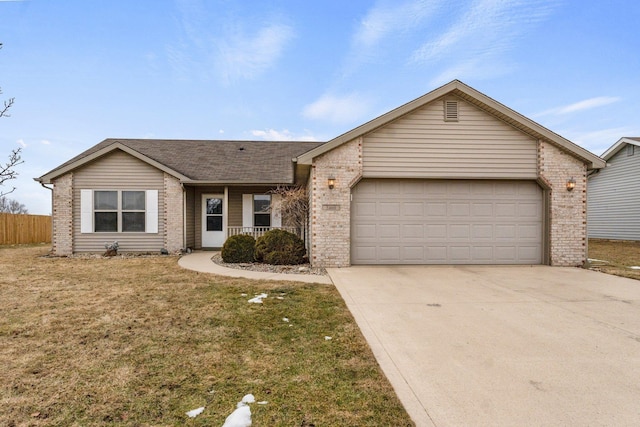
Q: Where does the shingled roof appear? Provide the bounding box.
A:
[38,138,324,184]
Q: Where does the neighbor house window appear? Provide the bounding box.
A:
[93,190,146,232]
[253,194,271,227]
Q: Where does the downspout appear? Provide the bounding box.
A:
[181,182,187,252]
[37,180,54,249]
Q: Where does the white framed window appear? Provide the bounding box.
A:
[253,194,271,227]
[81,189,158,233]
[242,193,281,228]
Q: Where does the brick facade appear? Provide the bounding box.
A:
[309,137,589,268]
[309,138,362,267]
[163,173,184,253]
[539,140,588,266]
[51,173,73,256]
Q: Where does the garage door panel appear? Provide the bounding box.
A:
[354,224,377,239]
[472,224,493,239]
[450,246,471,261]
[351,179,543,265]
[427,202,447,216]
[379,224,401,238]
[450,203,470,216]
[402,246,424,261]
[403,224,425,238]
[427,224,447,238]
[450,224,470,238]
[379,246,401,262]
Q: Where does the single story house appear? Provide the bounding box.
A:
[37,80,605,267]
[587,137,640,241]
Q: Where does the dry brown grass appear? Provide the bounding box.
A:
[0,245,413,426]
[588,239,640,280]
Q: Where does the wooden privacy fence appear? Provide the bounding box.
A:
[0,213,52,245]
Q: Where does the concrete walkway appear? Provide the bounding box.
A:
[328,265,640,427]
[178,251,333,284]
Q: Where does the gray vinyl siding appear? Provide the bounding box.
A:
[73,150,164,252]
[363,97,538,179]
[227,186,273,227]
[588,146,640,240]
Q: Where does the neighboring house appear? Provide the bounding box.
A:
[587,137,640,241]
[37,80,605,267]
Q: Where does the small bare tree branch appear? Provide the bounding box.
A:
[0,96,14,118]
[0,148,23,197]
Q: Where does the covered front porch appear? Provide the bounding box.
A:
[184,185,302,250]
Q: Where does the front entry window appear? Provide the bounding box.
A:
[206,198,223,231]
[253,195,271,227]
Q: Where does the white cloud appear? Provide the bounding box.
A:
[40,139,51,145]
[217,24,295,82]
[563,126,639,155]
[536,97,621,117]
[412,0,557,63]
[250,129,318,142]
[411,0,559,81]
[302,93,372,124]
[353,0,439,49]
[17,139,26,148]
[169,2,295,83]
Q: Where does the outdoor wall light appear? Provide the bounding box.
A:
[566,177,576,192]
[328,177,336,189]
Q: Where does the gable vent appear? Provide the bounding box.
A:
[444,99,459,122]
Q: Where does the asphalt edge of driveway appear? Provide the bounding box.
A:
[327,268,435,427]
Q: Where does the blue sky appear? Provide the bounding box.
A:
[1,0,639,214]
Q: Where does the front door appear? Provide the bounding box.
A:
[202,194,225,247]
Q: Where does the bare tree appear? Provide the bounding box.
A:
[0,196,28,214]
[268,186,309,232]
[0,148,22,197]
[0,42,22,197]
[0,43,14,119]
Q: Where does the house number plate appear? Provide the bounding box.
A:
[322,204,340,211]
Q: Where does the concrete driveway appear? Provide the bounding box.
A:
[327,266,640,426]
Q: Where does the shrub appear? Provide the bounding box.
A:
[221,234,256,263]
[255,229,306,265]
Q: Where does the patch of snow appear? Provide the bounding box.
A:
[588,258,610,264]
[241,293,248,297]
[628,266,640,270]
[257,401,268,405]
[276,296,285,300]
[324,336,332,340]
[185,407,205,418]
[248,293,268,304]
[283,317,289,322]
[222,394,255,427]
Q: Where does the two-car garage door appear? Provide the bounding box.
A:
[351,179,543,265]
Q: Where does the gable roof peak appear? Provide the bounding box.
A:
[296,80,605,170]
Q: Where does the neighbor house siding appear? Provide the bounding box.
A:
[72,150,165,252]
[588,146,640,240]
[363,97,538,179]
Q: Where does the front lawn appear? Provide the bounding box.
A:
[588,239,640,280]
[0,245,413,426]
